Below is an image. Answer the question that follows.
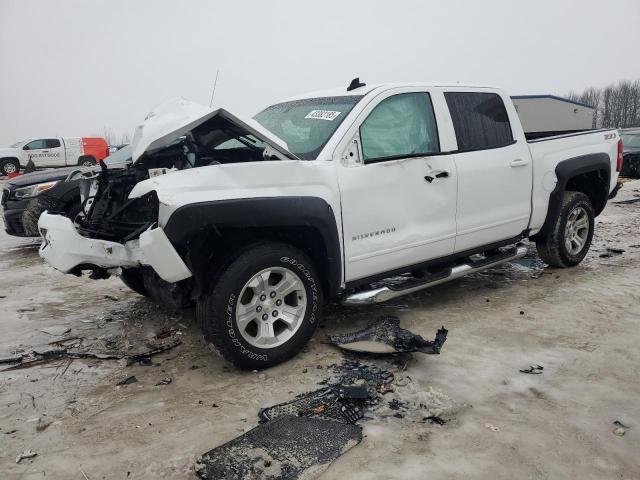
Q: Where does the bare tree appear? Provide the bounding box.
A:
[567,78,640,129]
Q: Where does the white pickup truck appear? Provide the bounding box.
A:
[38,80,623,369]
[0,137,109,175]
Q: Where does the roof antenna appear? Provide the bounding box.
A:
[347,77,366,92]
[209,69,220,107]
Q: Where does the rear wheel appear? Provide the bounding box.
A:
[0,159,20,176]
[197,242,323,370]
[536,191,595,267]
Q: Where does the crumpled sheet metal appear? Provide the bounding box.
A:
[195,416,362,480]
[329,315,447,354]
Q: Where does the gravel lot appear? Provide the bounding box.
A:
[1,179,639,479]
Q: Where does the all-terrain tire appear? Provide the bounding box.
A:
[0,158,20,176]
[536,191,595,267]
[197,242,323,370]
[120,268,150,297]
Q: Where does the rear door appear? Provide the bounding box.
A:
[336,88,458,282]
[443,90,533,252]
[44,138,65,166]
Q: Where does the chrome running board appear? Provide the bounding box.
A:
[341,244,528,306]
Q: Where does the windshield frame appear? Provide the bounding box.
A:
[104,144,132,166]
[253,95,364,160]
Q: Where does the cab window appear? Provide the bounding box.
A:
[359,92,440,163]
[46,139,61,148]
[24,139,47,150]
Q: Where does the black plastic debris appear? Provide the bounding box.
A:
[258,387,365,424]
[600,247,625,258]
[117,375,138,386]
[195,416,362,480]
[520,365,544,375]
[424,415,448,425]
[329,316,447,355]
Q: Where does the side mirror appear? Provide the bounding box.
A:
[23,145,30,150]
[341,136,362,166]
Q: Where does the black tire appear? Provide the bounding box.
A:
[536,191,595,267]
[78,156,96,167]
[120,268,149,297]
[0,158,20,176]
[197,242,323,370]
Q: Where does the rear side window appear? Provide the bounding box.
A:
[445,92,513,151]
[46,139,61,148]
[360,92,440,162]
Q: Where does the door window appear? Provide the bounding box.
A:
[24,139,47,150]
[360,93,440,163]
[445,92,513,151]
[45,139,61,148]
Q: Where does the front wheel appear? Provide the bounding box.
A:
[536,191,595,267]
[0,159,20,176]
[197,242,323,370]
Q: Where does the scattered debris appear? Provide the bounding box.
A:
[36,417,52,432]
[485,423,500,432]
[520,365,544,375]
[125,338,182,366]
[195,416,362,480]
[614,197,640,205]
[16,449,37,463]
[329,316,447,354]
[17,307,36,313]
[424,415,448,425]
[116,376,138,386]
[155,377,172,386]
[4,429,18,435]
[103,294,119,301]
[39,326,71,336]
[600,248,625,258]
[1,338,181,372]
[0,355,23,365]
[613,420,630,436]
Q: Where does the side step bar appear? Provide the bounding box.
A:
[341,244,528,306]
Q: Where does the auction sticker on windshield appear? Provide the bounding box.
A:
[305,110,341,121]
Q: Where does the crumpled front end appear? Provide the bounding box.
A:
[38,212,192,283]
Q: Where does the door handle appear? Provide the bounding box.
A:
[424,170,449,183]
[41,150,49,153]
[510,158,529,167]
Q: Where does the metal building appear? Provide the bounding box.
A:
[511,95,595,136]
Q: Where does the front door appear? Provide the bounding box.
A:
[22,138,63,167]
[337,91,458,282]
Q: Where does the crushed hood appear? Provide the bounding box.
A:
[131,98,297,162]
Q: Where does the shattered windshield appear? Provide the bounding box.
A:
[254,96,363,159]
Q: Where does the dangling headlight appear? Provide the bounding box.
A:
[13,181,59,199]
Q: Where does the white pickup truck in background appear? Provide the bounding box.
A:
[38,80,623,369]
[0,136,109,176]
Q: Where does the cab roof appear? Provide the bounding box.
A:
[283,82,500,102]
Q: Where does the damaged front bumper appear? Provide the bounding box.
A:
[38,212,192,283]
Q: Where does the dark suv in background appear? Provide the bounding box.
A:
[1,145,131,236]
[620,128,640,178]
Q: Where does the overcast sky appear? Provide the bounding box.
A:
[0,0,638,145]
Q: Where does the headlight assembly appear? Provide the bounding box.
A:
[13,181,59,199]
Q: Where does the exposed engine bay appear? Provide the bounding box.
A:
[74,111,290,243]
